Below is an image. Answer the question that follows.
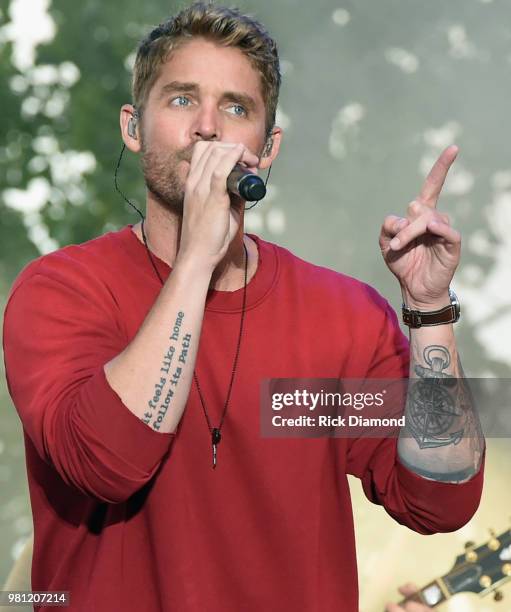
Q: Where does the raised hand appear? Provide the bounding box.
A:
[379,145,461,309]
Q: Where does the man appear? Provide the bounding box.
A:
[3,2,484,611]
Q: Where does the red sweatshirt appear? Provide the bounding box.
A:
[3,225,484,611]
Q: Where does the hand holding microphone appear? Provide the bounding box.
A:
[178,141,263,268]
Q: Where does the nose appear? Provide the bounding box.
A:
[190,101,220,142]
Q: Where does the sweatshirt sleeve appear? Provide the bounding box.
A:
[2,263,173,504]
[345,296,485,534]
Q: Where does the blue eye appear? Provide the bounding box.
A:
[228,104,247,117]
[171,95,191,107]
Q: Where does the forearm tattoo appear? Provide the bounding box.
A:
[402,344,485,482]
[407,345,463,449]
[142,311,192,431]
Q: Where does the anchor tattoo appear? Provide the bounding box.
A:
[407,345,465,449]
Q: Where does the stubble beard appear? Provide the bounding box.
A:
[140,139,191,215]
[140,137,245,217]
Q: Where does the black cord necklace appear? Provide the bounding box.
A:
[140,217,248,469]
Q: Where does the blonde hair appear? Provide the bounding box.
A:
[132,2,281,138]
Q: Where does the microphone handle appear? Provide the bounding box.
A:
[226,166,266,202]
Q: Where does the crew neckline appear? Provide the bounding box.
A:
[119,224,279,313]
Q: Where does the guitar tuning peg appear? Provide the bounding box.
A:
[488,529,500,551]
[465,541,478,562]
[494,590,504,602]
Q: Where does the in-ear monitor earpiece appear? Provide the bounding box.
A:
[262,137,273,157]
[128,109,139,140]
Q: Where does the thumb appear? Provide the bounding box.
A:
[398,582,421,596]
[379,216,410,251]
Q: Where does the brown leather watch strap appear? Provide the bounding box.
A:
[402,289,460,328]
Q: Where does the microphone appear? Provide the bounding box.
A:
[227,165,266,201]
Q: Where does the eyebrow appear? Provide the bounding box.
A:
[158,80,258,112]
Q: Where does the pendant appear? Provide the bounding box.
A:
[211,428,222,469]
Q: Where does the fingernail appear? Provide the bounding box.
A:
[390,237,400,250]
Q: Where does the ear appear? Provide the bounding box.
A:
[258,126,283,170]
[120,104,141,153]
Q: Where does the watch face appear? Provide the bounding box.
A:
[448,288,460,320]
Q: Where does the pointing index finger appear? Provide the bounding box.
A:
[418,145,459,208]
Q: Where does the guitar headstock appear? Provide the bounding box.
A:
[446,527,511,600]
[400,527,511,608]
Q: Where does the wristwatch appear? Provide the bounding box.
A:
[402,288,460,328]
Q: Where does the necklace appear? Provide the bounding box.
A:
[140,218,248,469]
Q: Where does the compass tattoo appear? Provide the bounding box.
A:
[407,345,464,449]
[400,343,485,482]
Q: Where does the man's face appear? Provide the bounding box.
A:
[138,37,269,213]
